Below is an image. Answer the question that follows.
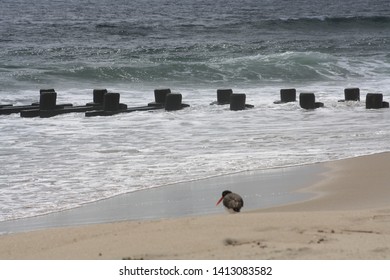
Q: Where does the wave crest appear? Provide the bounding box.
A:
[269,15,390,28]
[25,51,385,85]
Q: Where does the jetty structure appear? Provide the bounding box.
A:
[85,88,189,117]
[20,89,109,118]
[0,88,190,118]
[1,87,389,118]
[0,89,73,116]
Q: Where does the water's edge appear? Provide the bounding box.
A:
[0,161,325,235]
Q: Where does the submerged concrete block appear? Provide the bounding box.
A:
[344,88,360,101]
[299,93,323,109]
[366,93,388,109]
[104,92,120,111]
[39,90,57,110]
[93,89,108,104]
[165,93,190,111]
[217,89,233,105]
[274,88,296,104]
[230,93,246,111]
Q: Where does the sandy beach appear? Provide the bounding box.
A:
[1,152,390,259]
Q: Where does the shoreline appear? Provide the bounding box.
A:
[0,162,324,234]
[0,152,390,259]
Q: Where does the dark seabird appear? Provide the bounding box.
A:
[216,190,244,213]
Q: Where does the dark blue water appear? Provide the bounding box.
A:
[1,0,390,89]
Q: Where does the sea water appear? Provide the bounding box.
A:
[1,0,390,222]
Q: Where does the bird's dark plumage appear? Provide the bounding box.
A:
[216,190,244,213]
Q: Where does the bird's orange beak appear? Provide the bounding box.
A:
[216,196,224,206]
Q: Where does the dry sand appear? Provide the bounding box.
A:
[0,153,390,259]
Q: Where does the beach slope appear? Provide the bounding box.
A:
[0,153,390,259]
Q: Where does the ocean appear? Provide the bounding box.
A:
[1,0,390,222]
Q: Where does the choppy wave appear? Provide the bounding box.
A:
[1,0,390,90]
[3,50,390,88]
